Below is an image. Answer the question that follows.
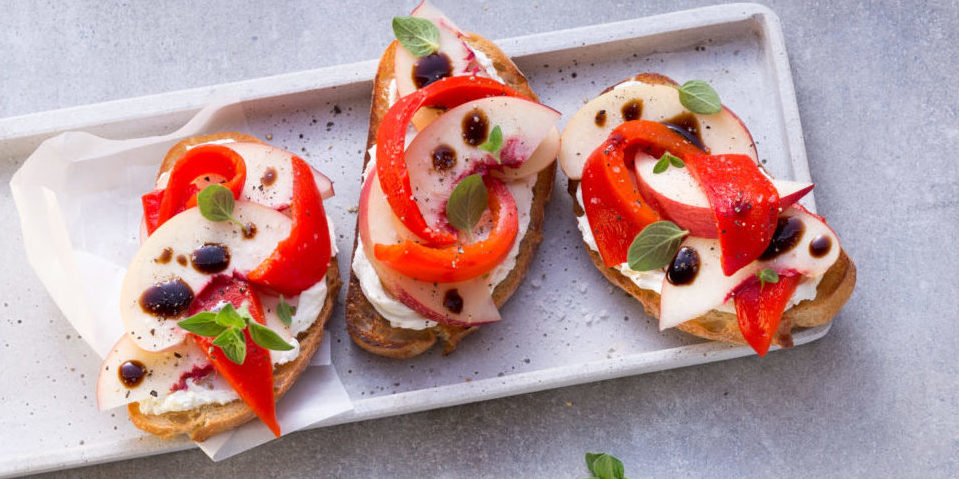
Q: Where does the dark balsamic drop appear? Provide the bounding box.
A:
[443,289,464,314]
[242,223,257,239]
[663,112,706,151]
[594,109,607,127]
[191,243,231,274]
[412,52,453,89]
[118,360,147,388]
[176,255,188,266]
[155,248,173,264]
[260,167,277,186]
[431,144,457,171]
[760,216,805,260]
[461,109,489,146]
[809,235,832,258]
[621,99,643,121]
[139,279,194,318]
[667,246,700,285]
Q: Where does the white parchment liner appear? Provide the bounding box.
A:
[9,101,353,461]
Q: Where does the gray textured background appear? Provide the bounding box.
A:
[5,0,958,477]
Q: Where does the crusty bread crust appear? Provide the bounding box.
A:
[345,34,555,358]
[568,173,856,347]
[127,132,342,441]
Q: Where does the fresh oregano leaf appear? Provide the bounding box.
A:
[586,453,603,476]
[666,152,685,168]
[591,453,625,479]
[653,156,669,174]
[757,268,779,289]
[277,295,295,327]
[627,221,689,271]
[177,312,226,337]
[197,184,237,223]
[392,16,440,57]
[678,80,722,115]
[212,327,246,364]
[446,174,488,242]
[214,303,246,329]
[249,321,295,351]
[478,125,504,163]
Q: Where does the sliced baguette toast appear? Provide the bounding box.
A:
[345,35,555,358]
[567,179,856,348]
[127,132,342,441]
[564,72,856,347]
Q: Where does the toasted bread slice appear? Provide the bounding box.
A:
[126,132,342,441]
[345,35,555,358]
[565,91,856,348]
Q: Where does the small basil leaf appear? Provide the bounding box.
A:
[214,303,246,329]
[627,221,689,271]
[249,321,295,351]
[277,295,294,327]
[446,174,488,238]
[591,454,625,479]
[652,157,669,174]
[478,125,504,163]
[212,327,246,365]
[177,312,225,337]
[757,268,780,289]
[392,16,440,57]
[197,184,236,222]
[678,80,722,115]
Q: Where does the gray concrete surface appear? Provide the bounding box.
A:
[4,0,958,477]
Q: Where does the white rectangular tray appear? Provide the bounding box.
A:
[0,4,827,476]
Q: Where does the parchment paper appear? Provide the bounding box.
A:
[9,101,353,460]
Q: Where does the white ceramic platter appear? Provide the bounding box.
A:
[0,4,826,476]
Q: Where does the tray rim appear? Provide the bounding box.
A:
[0,3,829,476]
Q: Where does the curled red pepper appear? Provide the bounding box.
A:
[684,154,780,276]
[147,145,247,234]
[373,177,518,283]
[188,276,280,437]
[376,76,526,246]
[581,121,703,266]
[247,156,331,296]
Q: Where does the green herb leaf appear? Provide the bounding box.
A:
[627,221,689,271]
[277,295,295,327]
[478,125,504,164]
[211,327,246,365]
[678,80,722,115]
[757,268,780,289]
[587,453,625,479]
[653,157,669,174]
[214,303,246,329]
[667,153,685,168]
[177,312,226,337]
[586,453,603,475]
[446,174,488,241]
[197,184,237,223]
[249,321,295,351]
[392,16,440,57]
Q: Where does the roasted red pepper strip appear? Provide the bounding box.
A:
[150,145,247,235]
[188,276,280,437]
[373,177,518,283]
[684,154,779,276]
[247,156,331,296]
[376,76,526,246]
[581,120,704,266]
[732,272,801,356]
[141,189,164,234]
